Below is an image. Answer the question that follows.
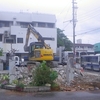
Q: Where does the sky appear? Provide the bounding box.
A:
[0,0,100,44]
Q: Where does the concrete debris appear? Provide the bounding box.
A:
[59,73,100,91]
[53,64,100,92]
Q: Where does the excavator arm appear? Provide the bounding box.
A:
[24,24,51,52]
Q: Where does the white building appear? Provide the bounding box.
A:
[75,43,94,57]
[0,12,57,57]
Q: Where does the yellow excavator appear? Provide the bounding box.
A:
[24,24,54,62]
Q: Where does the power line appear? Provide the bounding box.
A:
[56,5,69,17]
[76,28,100,36]
[56,4,71,25]
[56,2,72,29]
[63,21,71,30]
[78,11,100,22]
[63,4,72,21]
[77,7,100,23]
[79,8,100,19]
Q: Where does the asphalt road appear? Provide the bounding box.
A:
[84,69,100,76]
[0,89,100,100]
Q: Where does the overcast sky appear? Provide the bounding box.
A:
[0,0,100,44]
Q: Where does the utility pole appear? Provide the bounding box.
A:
[72,0,78,57]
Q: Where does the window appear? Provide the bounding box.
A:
[80,52,86,56]
[95,46,98,48]
[80,46,84,49]
[11,35,16,43]
[76,52,79,57]
[31,22,37,27]
[4,35,16,43]
[88,46,92,48]
[20,22,29,28]
[17,38,23,43]
[38,22,46,27]
[47,23,55,28]
[75,46,79,48]
[43,37,55,41]
[6,38,13,43]
[91,56,98,63]
[5,22,9,27]
[68,53,74,57]
[0,21,10,27]
[0,34,2,42]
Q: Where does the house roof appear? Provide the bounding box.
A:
[75,43,94,47]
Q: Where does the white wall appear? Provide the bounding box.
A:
[0,12,56,23]
[0,27,9,33]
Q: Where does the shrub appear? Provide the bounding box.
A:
[51,82,59,88]
[12,79,18,85]
[0,74,9,88]
[0,48,3,56]
[49,70,58,82]
[33,61,58,86]
[16,82,24,91]
[51,82,60,91]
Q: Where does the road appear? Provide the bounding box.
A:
[0,89,100,100]
[84,69,100,76]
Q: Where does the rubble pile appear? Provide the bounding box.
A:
[61,73,100,91]
[53,62,100,92]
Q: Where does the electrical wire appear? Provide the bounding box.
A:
[78,12,100,22]
[63,4,72,21]
[56,5,69,17]
[56,4,71,25]
[63,22,71,30]
[76,28,100,36]
[76,7,100,32]
[79,7,100,18]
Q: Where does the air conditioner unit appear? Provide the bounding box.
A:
[4,31,10,37]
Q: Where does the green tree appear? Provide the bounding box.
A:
[57,28,72,51]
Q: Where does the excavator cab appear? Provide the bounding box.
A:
[29,42,43,57]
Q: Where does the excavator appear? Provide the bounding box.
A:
[24,24,54,63]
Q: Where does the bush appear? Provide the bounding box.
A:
[33,61,58,86]
[12,79,18,85]
[50,70,58,82]
[16,82,24,91]
[0,48,3,56]
[51,82,60,91]
[0,74,9,88]
[51,82,59,88]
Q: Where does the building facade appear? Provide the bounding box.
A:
[75,43,94,57]
[0,12,57,57]
[94,42,100,53]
